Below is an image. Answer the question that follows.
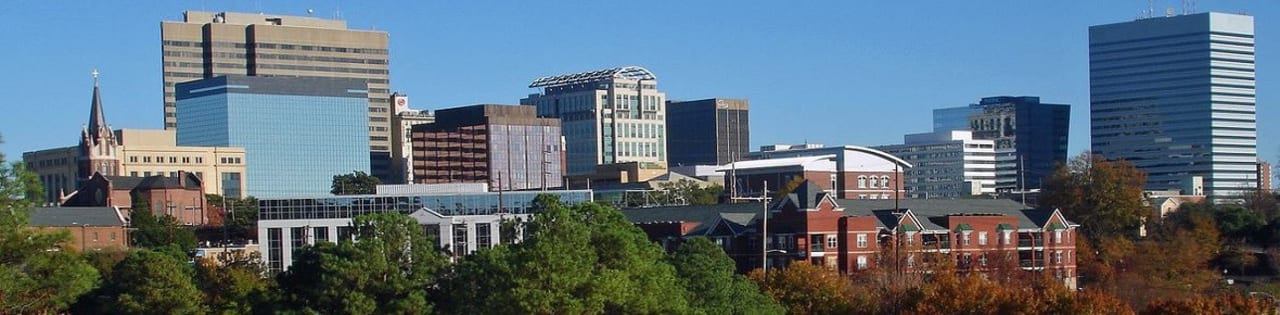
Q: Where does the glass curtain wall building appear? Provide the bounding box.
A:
[1089,12,1257,197]
[932,96,1070,192]
[521,66,667,176]
[666,98,750,166]
[175,75,370,198]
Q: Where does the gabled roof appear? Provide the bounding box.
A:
[529,66,657,88]
[778,181,835,210]
[29,207,125,227]
[840,199,1050,230]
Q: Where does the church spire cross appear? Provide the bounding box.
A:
[91,68,99,86]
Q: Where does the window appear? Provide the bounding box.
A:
[476,223,492,249]
[1054,230,1062,244]
[868,177,878,188]
[144,156,152,163]
[422,224,440,244]
[826,235,838,249]
[960,232,970,246]
[130,171,139,176]
[182,157,190,163]
[268,228,283,271]
[904,233,914,245]
[143,172,151,177]
[169,157,177,163]
[452,224,468,257]
[129,156,138,163]
[93,232,99,241]
[881,176,891,188]
[290,227,306,256]
[978,232,988,245]
[811,234,826,252]
[979,254,988,266]
[337,226,354,242]
[313,227,329,243]
[110,232,117,240]
[1002,230,1012,245]
[221,172,242,199]
[906,254,916,268]
[195,157,203,164]
[857,234,868,248]
[857,255,868,270]
[1054,251,1063,264]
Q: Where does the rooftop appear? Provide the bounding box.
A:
[528,66,657,88]
[29,207,125,227]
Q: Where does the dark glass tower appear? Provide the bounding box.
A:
[665,98,750,166]
[933,96,1070,192]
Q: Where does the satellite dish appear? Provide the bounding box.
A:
[307,9,314,15]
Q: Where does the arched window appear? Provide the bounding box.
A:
[858,176,867,188]
[880,176,891,188]
[866,176,877,188]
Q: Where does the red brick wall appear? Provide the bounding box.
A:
[34,226,128,252]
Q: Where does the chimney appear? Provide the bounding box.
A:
[177,170,187,187]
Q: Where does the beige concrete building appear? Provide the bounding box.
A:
[388,93,434,184]
[24,77,246,200]
[161,11,392,177]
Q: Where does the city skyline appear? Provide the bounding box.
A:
[1,1,1276,168]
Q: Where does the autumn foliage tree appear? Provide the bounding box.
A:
[1042,152,1148,241]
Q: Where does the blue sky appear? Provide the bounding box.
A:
[1,1,1275,163]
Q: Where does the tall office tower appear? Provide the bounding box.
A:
[666,98,750,166]
[932,96,1070,193]
[1090,12,1257,197]
[388,93,435,184]
[874,130,997,198]
[161,11,393,179]
[521,66,667,176]
[410,104,564,190]
[175,75,370,198]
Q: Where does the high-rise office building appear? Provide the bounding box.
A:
[1089,12,1257,197]
[874,130,997,198]
[666,98,750,166]
[932,96,1069,192]
[521,66,667,176]
[410,104,564,190]
[175,75,370,198]
[160,11,393,179]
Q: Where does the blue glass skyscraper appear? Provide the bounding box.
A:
[1090,12,1257,197]
[932,96,1070,193]
[175,75,370,198]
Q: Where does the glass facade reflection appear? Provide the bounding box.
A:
[258,190,593,220]
[176,75,371,198]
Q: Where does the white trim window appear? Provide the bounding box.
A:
[1002,230,1012,245]
[826,235,838,249]
[857,255,869,270]
[857,234,868,248]
[978,232,988,246]
[858,176,868,188]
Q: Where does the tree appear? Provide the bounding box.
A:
[0,141,100,314]
[658,179,724,206]
[128,194,197,254]
[437,195,692,314]
[276,212,447,314]
[331,170,380,195]
[1042,152,1148,240]
[100,250,205,314]
[669,237,783,314]
[195,251,272,314]
[749,261,861,314]
[204,194,259,242]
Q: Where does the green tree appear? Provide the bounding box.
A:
[438,195,691,314]
[128,194,197,254]
[276,212,447,314]
[205,194,259,242]
[331,170,380,195]
[195,251,272,314]
[659,179,724,206]
[669,237,783,314]
[1042,153,1148,241]
[0,141,100,314]
[101,250,205,314]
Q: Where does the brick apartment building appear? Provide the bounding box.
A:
[62,171,209,225]
[29,207,128,251]
[623,181,1079,289]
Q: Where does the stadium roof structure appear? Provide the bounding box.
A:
[528,66,657,88]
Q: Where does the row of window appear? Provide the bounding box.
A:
[856,175,892,189]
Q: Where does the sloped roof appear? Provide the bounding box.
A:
[29,207,124,227]
[839,199,1049,230]
[780,181,832,210]
[106,173,202,190]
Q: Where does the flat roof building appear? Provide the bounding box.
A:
[521,66,668,176]
[1089,12,1257,197]
[666,98,750,167]
[161,11,394,180]
[932,96,1070,193]
[410,104,564,191]
[175,75,370,198]
[874,130,997,198]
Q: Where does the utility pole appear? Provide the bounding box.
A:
[732,181,771,271]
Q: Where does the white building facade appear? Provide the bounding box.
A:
[874,130,997,198]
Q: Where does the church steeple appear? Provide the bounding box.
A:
[79,69,120,179]
[86,69,109,143]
